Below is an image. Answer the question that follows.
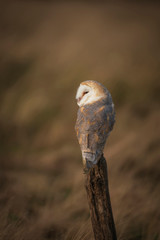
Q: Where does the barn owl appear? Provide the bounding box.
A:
[75,80,115,171]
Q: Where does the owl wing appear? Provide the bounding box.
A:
[75,103,115,169]
[87,104,114,155]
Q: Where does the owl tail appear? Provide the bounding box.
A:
[82,151,99,172]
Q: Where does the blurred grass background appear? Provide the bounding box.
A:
[0,1,160,240]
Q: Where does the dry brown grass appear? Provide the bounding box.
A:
[0,1,160,239]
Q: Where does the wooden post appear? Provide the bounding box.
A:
[85,154,117,240]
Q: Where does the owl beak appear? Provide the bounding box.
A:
[77,97,82,104]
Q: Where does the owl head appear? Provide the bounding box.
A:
[76,80,110,107]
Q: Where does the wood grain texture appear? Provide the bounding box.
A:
[85,155,117,240]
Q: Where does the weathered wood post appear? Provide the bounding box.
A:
[85,155,117,240]
[75,80,117,240]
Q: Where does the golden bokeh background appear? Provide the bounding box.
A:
[0,1,160,239]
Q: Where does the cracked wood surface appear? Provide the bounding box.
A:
[85,155,117,240]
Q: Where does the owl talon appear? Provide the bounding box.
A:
[83,168,89,174]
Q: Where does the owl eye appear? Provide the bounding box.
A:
[77,91,89,104]
[81,91,89,98]
[83,91,89,95]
